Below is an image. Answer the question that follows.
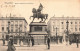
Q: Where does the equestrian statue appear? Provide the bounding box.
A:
[30,3,48,22]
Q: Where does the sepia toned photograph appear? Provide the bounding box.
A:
[0,0,80,51]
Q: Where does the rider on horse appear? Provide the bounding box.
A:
[30,3,48,22]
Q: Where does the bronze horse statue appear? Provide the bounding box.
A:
[30,7,48,22]
[30,13,48,22]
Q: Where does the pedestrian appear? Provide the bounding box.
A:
[11,44,16,51]
[47,37,50,49]
[10,38,13,46]
[32,38,34,46]
[31,37,34,46]
[76,37,79,48]
[7,37,16,51]
[7,38,11,51]
[3,38,5,46]
[28,39,30,47]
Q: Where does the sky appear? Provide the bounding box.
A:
[0,0,80,31]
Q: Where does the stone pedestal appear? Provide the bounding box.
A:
[29,22,48,45]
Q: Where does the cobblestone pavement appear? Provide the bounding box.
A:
[0,43,80,51]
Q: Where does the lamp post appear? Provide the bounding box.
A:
[55,27,58,44]
[8,21,10,41]
[66,20,69,45]
[8,21,10,34]
[17,26,21,45]
[66,20,69,35]
[2,27,5,46]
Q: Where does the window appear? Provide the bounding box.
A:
[79,28,80,31]
[15,21,18,24]
[75,22,77,24]
[11,27,13,32]
[34,26,42,31]
[62,27,64,29]
[71,28,73,29]
[19,25,22,27]
[11,29,13,32]
[45,27,47,31]
[2,27,4,31]
[11,21,14,24]
[53,22,55,24]
[61,22,63,24]
[71,28,73,31]
[53,26,55,31]
[75,28,77,31]
[15,25,18,32]
[79,22,80,24]
[71,22,73,24]
[75,25,77,31]
[15,21,18,26]
[20,21,23,24]
[61,26,64,29]
[6,27,8,31]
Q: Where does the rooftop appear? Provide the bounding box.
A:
[0,17,28,24]
[50,17,80,20]
[0,17,25,20]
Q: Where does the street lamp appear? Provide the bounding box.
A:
[56,27,58,39]
[55,27,59,44]
[2,27,5,46]
[17,26,21,45]
[8,21,10,34]
[66,20,69,36]
[66,20,69,45]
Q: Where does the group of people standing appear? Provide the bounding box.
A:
[28,37,34,47]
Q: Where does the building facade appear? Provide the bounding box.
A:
[47,17,80,43]
[0,17,28,44]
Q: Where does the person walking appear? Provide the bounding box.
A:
[3,38,5,46]
[7,38,11,51]
[7,37,16,51]
[11,44,16,51]
[76,37,79,48]
[28,38,30,47]
[31,37,34,46]
[47,37,50,49]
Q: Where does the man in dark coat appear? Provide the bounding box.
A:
[31,37,34,46]
[76,37,79,48]
[28,39,30,47]
[10,39,13,46]
[7,37,16,51]
[47,37,50,49]
[7,39,11,51]
[3,38,5,46]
